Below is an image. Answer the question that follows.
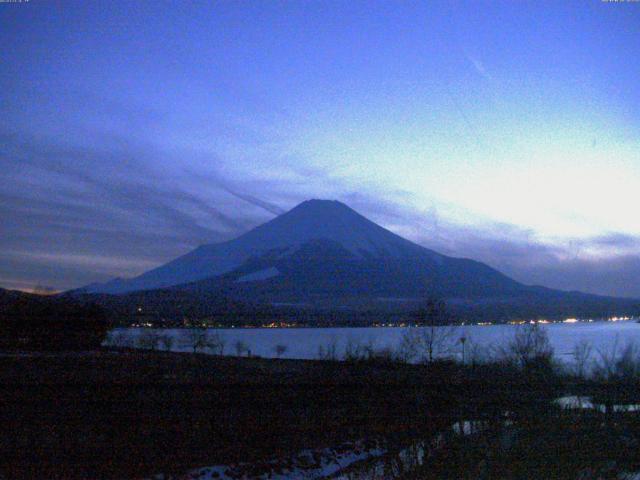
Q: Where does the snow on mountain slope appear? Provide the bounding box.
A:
[84,200,443,294]
[236,266,280,283]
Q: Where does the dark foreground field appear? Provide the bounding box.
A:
[0,348,549,479]
[2,348,640,479]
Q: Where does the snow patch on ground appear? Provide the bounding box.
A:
[148,415,522,480]
[554,395,640,412]
[452,420,489,436]
[554,395,596,410]
[620,473,640,480]
[149,440,384,480]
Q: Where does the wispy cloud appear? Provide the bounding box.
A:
[2,88,639,297]
[221,188,285,216]
[466,54,493,81]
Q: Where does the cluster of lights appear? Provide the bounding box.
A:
[128,313,638,329]
[503,317,636,326]
[131,322,154,328]
[263,321,299,328]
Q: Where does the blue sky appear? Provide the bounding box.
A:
[1,0,640,296]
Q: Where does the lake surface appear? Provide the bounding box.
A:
[109,320,640,364]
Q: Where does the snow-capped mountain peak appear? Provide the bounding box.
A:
[243,199,426,258]
[82,199,438,294]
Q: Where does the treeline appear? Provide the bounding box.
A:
[448,290,640,323]
[68,286,640,328]
[0,289,110,350]
[66,289,417,327]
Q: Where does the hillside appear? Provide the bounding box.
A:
[72,200,640,323]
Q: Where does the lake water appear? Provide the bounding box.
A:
[108,320,640,365]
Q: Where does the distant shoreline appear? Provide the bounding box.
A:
[124,317,639,330]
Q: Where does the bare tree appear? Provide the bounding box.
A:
[207,332,226,355]
[181,328,226,354]
[572,340,593,378]
[591,339,640,415]
[344,338,367,361]
[159,334,174,352]
[399,299,457,363]
[613,343,640,380]
[504,323,553,369]
[593,336,620,381]
[397,329,420,363]
[234,339,249,357]
[181,328,208,353]
[466,339,490,367]
[274,344,287,358]
[594,338,640,381]
[317,337,338,361]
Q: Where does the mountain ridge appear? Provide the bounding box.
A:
[83,199,445,294]
[74,199,639,323]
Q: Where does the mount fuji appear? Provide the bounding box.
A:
[79,199,638,319]
[83,199,512,296]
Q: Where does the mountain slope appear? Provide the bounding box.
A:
[180,237,524,302]
[84,199,444,294]
[78,199,639,321]
[176,238,637,319]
